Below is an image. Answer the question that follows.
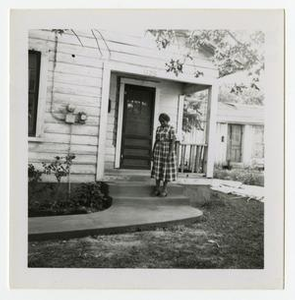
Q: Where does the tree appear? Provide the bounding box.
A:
[148,30,265,132]
[148,30,264,92]
[182,91,208,133]
[219,83,264,106]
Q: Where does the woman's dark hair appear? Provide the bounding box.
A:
[159,113,170,122]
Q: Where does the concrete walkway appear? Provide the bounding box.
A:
[29,182,203,241]
[29,203,202,241]
[28,176,263,241]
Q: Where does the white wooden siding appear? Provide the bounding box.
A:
[157,81,183,128]
[29,30,216,71]
[214,123,264,166]
[182,102,264,166]
[28,29,218,182]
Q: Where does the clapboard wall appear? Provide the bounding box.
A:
[28,29,217,182]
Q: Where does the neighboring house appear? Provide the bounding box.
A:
[181,99,264,169]
[215,102,264,168]
[28,29,219,182]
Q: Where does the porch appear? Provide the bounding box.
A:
[97,61,219,181]
[103,149,208,183]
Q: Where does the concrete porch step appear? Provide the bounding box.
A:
[112,195,190,206]
[107,182,185,197]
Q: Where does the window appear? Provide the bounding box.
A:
[28,50,41,137]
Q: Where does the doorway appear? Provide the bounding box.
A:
[227,124,243,163]
[120,84,155,169]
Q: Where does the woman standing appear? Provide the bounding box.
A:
[151,113,177,196]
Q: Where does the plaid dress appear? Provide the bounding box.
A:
[151,125,177,182]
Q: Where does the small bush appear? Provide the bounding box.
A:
[42,154,75,183]
[28,164,48,205]
[28,159,112,217]
[213,166,264,186]
[28,164,42,183]
[28,198,84,217]
[28,181,112,217]
[71,182,112,212]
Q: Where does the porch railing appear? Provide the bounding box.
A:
[175,142,208,175]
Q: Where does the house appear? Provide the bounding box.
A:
[180,98,264,169]
[215,102,264,168]
[28,29,220,182]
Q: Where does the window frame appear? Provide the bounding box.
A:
[28,45,49,142]
[28,50,41,137]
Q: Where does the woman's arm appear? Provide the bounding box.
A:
[168,126,176,157]
[168,139,175,157]
[151,127,159,161]
[151,140,158,161]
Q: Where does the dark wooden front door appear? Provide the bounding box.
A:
[121,84,155,169]
[227,124,243,162]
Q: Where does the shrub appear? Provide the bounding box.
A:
[28,181,112,217]
[42,154,75,183]
[28,164,47,205]
[213,165,264,186]
[28,198,82,217]
[28,156,112,217]
[28,164,42,183]
[71,182,112,212]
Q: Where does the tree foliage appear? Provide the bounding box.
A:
[182,91,208,133]
[148,30,265,132]
[219,83,264,106]
[148,30,264,93]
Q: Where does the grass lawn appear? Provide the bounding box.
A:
[28,194,264,269]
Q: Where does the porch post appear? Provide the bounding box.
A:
[177,95,185,138]
[96,62,111,181]
[206,82,219,178]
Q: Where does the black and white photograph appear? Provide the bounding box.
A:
[27,27,265,269]
[8,9,285,290]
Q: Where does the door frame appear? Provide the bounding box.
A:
[115,78,160,168]
[227,123,244,163]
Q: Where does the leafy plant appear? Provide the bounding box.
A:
[213,165,264,186]
[42,154,75,183]
[28,180,112,217]
[28,164,44,204]
[148,30,176,49]
[28,164,42,183]
[165,59,184,76]
[219,83,264,106]
[28,156,113,217]
[182,101,204,133]
[148,29,265,95]
[28,154,76,215]
[182,91,208,133]
[71,182,112,211]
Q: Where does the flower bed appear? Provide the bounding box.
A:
[28,157,112,217]
[28,181,112,218]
